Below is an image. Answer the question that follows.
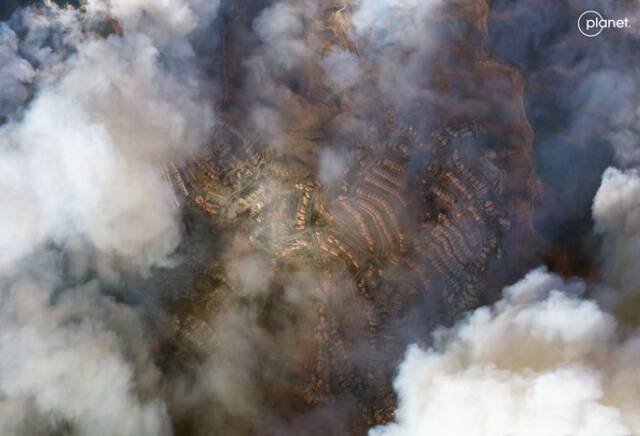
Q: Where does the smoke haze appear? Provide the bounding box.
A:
[1,0,639,435]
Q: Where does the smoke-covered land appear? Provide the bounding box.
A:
[0,0,638,435]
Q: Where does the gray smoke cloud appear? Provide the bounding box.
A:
[0,24,34,121]
[321,48,362,92]
[317,147,349,187]
[370,167,640,436]
[245,1,318,144]
[0,263,171,436]
[351,0,442,108]
[0,1,218,434]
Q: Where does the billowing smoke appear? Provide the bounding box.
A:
[2,0,637,434]
[1,2,216,275]
[370,270,640,436]
[593,168,640,296]
[370,168,640,436]
[0,0,217,434]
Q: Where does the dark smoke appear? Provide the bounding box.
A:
[489,0,640,276]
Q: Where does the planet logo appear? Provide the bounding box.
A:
[578,10,631,38]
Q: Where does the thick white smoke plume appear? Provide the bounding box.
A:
[370,169,640,436]
[1,1,216,275]
[593,168,640,296]
[0,1,217,434]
